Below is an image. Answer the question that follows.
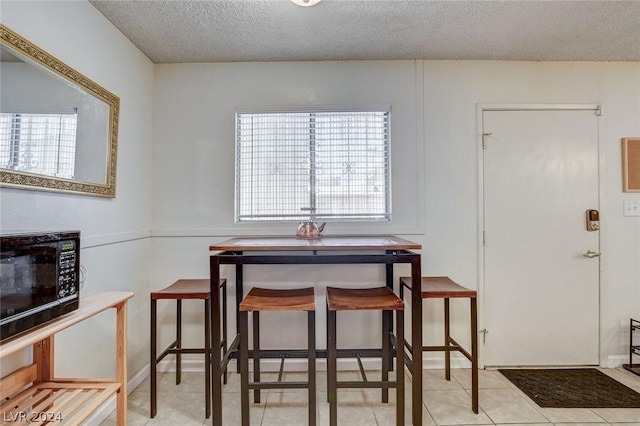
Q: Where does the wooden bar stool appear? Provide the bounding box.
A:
[150,278,228,419]
[326,286,404,426]
[239,287,316,426]
[400,276,478,413]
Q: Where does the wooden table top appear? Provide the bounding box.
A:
[209,235,421,252]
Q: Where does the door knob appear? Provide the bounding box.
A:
[583,250,601,258]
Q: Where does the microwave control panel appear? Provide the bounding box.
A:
[58,240,78,298]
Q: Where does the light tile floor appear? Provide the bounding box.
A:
[101,367,640,425]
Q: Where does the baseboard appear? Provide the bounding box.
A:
[81,365,149,426]
[423,353,472,370]
[606,354,629,369]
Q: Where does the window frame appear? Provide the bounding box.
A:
[234,105,392,224]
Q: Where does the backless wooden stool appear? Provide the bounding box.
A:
[400,276,478,413]
[239,287,316,426]
[150,278,228,419]
[326,286,404,426]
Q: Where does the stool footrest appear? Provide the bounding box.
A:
[156,340,179,362]
[446,336,473,361]
[422,345,461,352]
[403,352,414,371]
[337,380,398,389]
[389,334,399,353]
[167,347,209,354]
[355,353,368,383]
[221,335,240,372]
[277,355,286,382]
[422,336,473,361]
[249,381,310,390]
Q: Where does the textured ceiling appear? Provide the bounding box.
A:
[89,0,640,63]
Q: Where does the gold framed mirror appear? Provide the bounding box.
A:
[0,24,119,197]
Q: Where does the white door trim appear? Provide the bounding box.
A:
[475,103,601,368]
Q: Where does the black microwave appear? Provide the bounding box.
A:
[0,231,80,341]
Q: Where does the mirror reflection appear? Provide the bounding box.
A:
[0,25,119,197]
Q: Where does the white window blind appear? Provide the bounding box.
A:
[235,107,390,222]
[0,113,77,179]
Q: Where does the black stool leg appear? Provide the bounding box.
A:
[253,311,261,403]
[471,298,479,414]
[444,298,451,381]
[396,309,405,426]
[176,299,182,385]
[222,280,228,384]
[326,305,330,403]
[150,299,157,418]
[328,309,337,426]
[204,298,212,419]
[308,310,317,426]
[382,309,390,403]
[240,310,250,426]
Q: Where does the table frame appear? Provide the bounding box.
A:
[209,237,423,425]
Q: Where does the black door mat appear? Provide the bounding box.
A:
[499,368,640,408]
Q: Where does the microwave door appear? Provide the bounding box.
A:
[0,244,58,322]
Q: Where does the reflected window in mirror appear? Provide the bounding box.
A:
[1,112,78,179]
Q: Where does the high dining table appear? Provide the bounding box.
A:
[209,236,423,425]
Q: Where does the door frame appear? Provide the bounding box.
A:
[476,103,602,368]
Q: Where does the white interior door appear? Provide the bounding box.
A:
[482,108,600,367]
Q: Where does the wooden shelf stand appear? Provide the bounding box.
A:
[0,292,133,425]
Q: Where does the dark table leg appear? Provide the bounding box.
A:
[150,299,157,418]
[411,254,422,426]
[210,255,222,425]
[235,256,244,374]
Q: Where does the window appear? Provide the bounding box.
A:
[235,107,390,222]
[0,112,78,179]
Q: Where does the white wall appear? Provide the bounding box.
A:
[152,60,640,368]
[0,0,154,380]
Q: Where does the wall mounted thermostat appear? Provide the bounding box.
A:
[586,209,600,231]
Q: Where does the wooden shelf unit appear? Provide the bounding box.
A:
[0,292,133,425]
[623,318,640,377]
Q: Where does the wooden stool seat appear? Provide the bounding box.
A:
[150,278,228,419]
[326,286,404,311]
[399,275,478,414]
[239,287,315,312]
[151,278,223,300]
[326,286,405,425]
[399,276,477,299]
